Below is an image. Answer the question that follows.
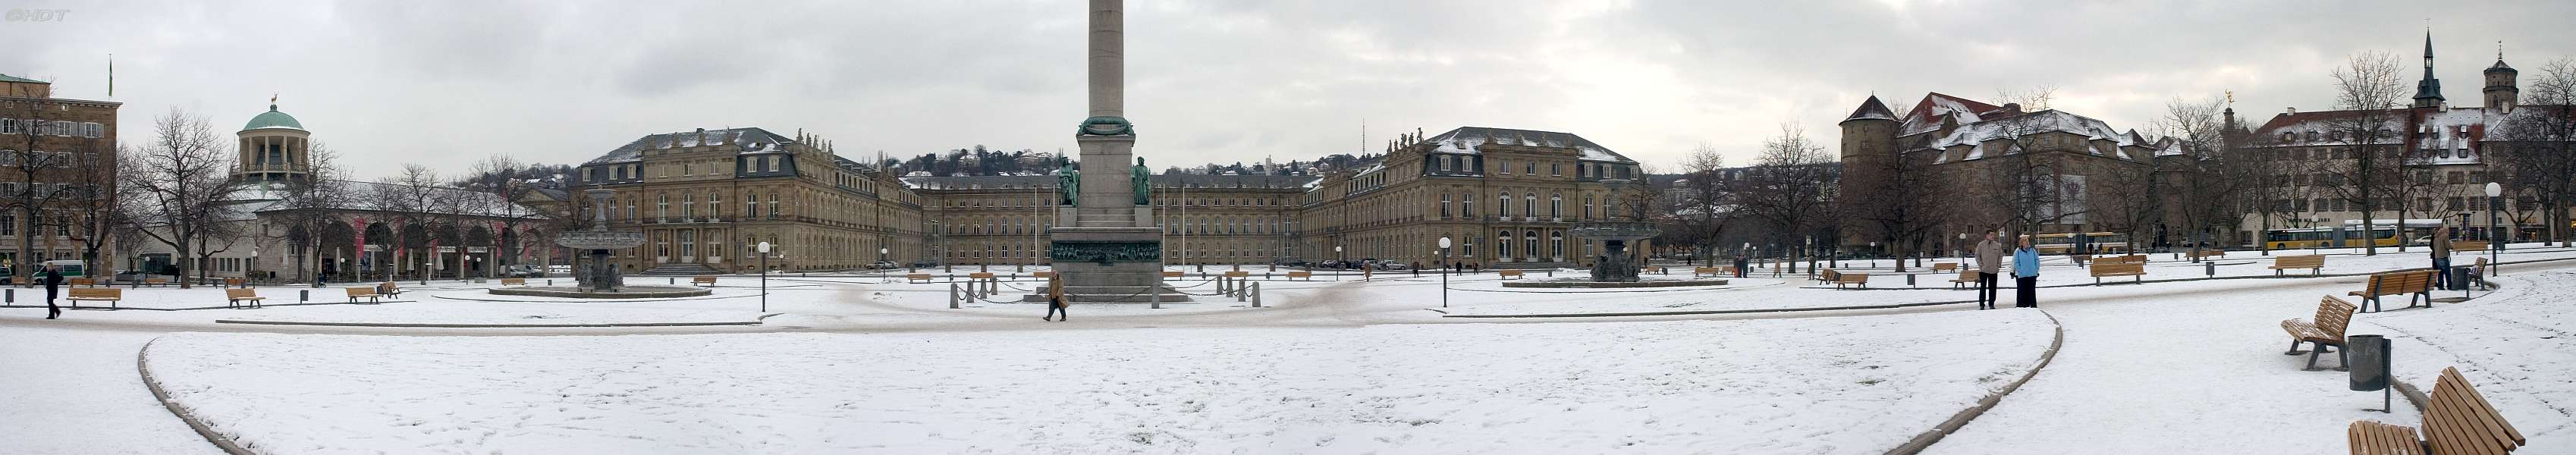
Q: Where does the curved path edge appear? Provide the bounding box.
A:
[137,337,256,455]
[1884,310,2066,455]
[209,318,772,328]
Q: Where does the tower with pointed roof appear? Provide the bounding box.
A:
[2412,31,2446,108]
[2483,44,2519,115]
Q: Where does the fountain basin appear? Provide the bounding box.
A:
[488,285,712,299]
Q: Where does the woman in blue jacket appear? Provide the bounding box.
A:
[2012,237,2040,308]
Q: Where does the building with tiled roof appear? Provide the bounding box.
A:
[1836,92,2169,253]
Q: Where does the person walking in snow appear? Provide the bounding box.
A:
[42,265,64,319]
[1974,231,2005,310]
[2013,237,2040,308]
[1042,293,1069,322]
[2430,225,2454,290]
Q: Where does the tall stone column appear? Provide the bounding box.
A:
[1045,0,1181,303]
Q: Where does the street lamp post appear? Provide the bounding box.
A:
[758,241,772,312]
[1437,237,1452,308]
[2486,182,2502,274]
[879,247,889,273]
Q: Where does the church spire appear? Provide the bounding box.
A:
[2411,29,2446,108]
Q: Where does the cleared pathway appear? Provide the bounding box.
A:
[1925,261,2575,454]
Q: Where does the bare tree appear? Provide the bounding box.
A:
[2498,58,2576,246]
[266,143,352,282]
[372,164,454,280]
[2153,96,2260,256]
[118,108,243,288]
[1847,130,1948,271]
[2317,51,2413,256]
[1735,124,1837,273]
[460,154,540,278]
[1995,84,2062,111]
[1667,143,1736,267]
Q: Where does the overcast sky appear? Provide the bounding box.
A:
[3,0,2571,178]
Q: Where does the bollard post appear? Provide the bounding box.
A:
[299,289,309,303]
[949,284,960,309]
[668,278,676,285]
[1236,284,1248,302]
[546,279,554,286]
[1251,282,1262,307]
[1151,285,1164,309]
[2205,261,2216,278]
[1906,274,1917,287]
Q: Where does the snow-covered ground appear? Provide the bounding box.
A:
[143,310,2055,454]
[1721,242,2576,289]
[0,327,225,454]
[212,305,766,327]
[2361,267,2576,453]
[5,249,2573,454]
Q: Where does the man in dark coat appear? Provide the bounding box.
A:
[42,265,64,319]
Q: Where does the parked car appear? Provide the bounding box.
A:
[909,260,942,268]
[502,265,545,278]
[546,265,572,274]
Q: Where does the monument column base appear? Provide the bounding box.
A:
[1043,226,1187,303]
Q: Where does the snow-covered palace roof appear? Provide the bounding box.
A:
[1419,127,1637,163]
[586,127,795,165]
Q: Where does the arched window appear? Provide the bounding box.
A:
[1498,230,1514,259]
[1550,231,1566,259]
[1550,193,1563,218]
[1523,231,1540,260]
[1524,193,1537,218]
[1499,193,1513,216]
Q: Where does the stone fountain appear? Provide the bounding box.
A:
[490,188,711,299]
[1506,179,1726,288]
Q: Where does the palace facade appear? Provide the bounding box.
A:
[575,126,1645,271]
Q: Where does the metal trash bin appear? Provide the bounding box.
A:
[2451,265,2475,290]
[2347,334,2393,413]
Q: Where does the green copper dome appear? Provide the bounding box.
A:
[243,105,304,131]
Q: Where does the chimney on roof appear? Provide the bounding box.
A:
[2287,107,2297,115]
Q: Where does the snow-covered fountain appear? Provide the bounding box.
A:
[491,188,712,299]
[1506,179,1728,288]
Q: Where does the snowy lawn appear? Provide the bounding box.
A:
[2360,266,2576,453]
[212,305,767,326]
[145,310,2055,454]
[1741,242,2576,289]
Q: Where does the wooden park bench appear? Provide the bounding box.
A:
[691,276,719,287]
[223,278,248,288]
[1496,270,1525,280]
[2348,270,2436,312]
[2449,240,2490,252]
[1643,266,1667,275]
[903,273,934,284]
[225,288,265,309]
[375,282,404,297]
[1932,262,1959,273]
[1032,271,1055,279]
[2270,255,2327,276]
[2189,249,2227,259]
[66,288,121,309]
[65,278,95,287]
[1819,269,1868,289]
[1286,271,1312,281]
[2467,258,2492,290]
[968,272,996,281]
[2279,295,2358,371]
[2089,262,2146,284]
[499,278,527,287]
[1949,270,1981,289]
[2111,254,2149,264]
[2345,367,2525,455]
[143,278,168,287]
[1160,271,1186,278]
[344,287,382,303]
